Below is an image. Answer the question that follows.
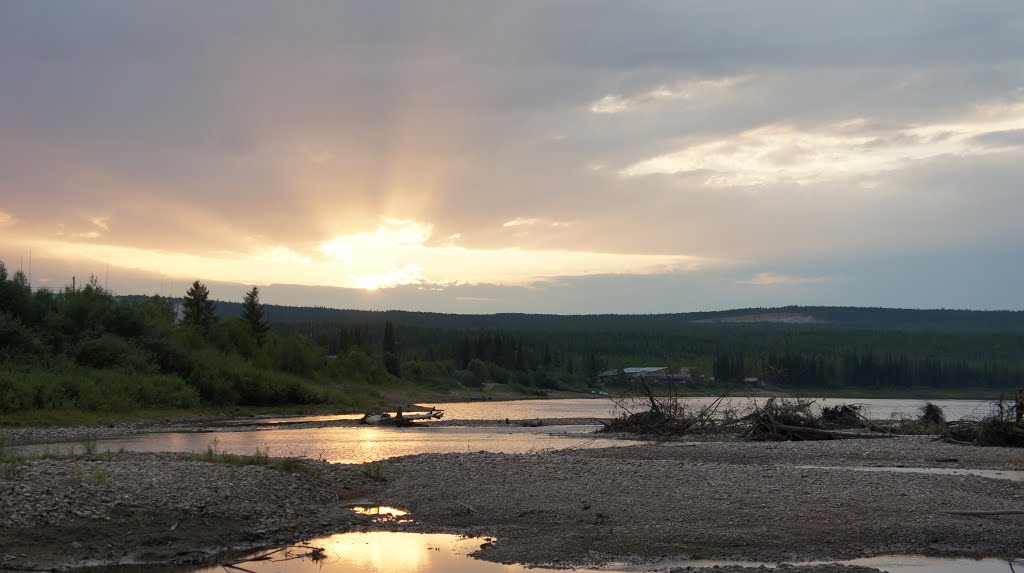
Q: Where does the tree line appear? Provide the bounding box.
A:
[0,265,363,413]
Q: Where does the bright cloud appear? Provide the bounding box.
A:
[89,216,109,231]
[590,76,750,114]
[0,211,13,226]
[319,219,433,264]
[621,102,1024,186]
[21,218,711,291]
[349,264,425,290]
[502,218,574,229]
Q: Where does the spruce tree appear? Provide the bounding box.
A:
[241,286,270,346]
[382,320,400,376]
[182,280,216,329]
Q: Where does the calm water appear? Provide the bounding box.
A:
[179,531,1022,573]
[59,424,640,463]
[423,397,1000,422]
[796,465,1024,482]
[26,397,1001,463]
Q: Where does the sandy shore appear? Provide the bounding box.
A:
[2,424,1023,572]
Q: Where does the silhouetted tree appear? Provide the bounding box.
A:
[182,280,216,329]
[382,320,400,376]
[241,286,270,346]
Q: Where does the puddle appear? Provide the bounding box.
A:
[81,530,1022,573]
[796,465,1024,482]
[188,532,609,573]
[351,505,409,517]
[655,556,1024,572]
[349,505,413,523]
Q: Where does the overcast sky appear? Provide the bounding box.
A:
[2,2,1022,313]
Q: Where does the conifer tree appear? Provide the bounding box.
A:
[241,286,270,345]
[182,280,216,329]
[382,320,400,376]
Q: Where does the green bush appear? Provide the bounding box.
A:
[74,334,153,371]
[0,312,44,357]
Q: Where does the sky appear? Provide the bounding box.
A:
[1,1,1023,314]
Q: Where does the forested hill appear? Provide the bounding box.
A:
[181,302,1024,334]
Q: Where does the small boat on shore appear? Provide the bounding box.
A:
[361,408,444,426]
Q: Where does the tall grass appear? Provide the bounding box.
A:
[184,439,312,473]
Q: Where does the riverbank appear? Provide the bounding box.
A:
[3,430,1022,572]
[0,451,385,570]
[378,435,1024,569]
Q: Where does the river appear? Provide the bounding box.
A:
[34,397,1002,464]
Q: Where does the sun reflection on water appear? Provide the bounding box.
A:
[352,506,409,517]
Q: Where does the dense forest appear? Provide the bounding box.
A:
[261,306,1024,393]
[2,261,1022,417]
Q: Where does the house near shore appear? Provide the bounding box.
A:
[744,377,764,388]
[599,366,694,383]
[623,367,670,377]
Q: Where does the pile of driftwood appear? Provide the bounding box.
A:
[740,397,885,441]
[600,379,883,440]
[602,381,1024,447]
[943,394,1024,447]
[600,378,732,436]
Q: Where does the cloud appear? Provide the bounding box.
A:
[348,264,425,290]
[590,76,750,114]
[502,217,574,229]
[1,3,1023,311]
[738,272,827,286]
[621,101,1024,186]
[89,216,109,231]
[21,217,711,291]
[0,211,13,226]
[319,219,434,264]
[970,129,1024,148]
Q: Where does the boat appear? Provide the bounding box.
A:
[361,408,444,426]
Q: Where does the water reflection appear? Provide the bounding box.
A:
[24,424,642,463]
[351,506,409,517]
[428,397,997,422]
[190,532,608,573]
[660,556,1024,573]
[351,506,412,523]
[796,465,1024,482]
[186,532,1022,573]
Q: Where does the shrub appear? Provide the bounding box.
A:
[74,334,153,371]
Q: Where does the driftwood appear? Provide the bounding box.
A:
[221,545,325,572]
[744,398,891,441]
[758,422,885,441]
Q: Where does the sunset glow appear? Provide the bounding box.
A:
[1,3,1022,312]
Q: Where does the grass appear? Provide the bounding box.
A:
[361,461,385,481]
[184,439,312,473]
[1,432,110,481]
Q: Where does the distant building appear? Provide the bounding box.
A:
[623,367,670,377]
[598,367,671,383]
[743,377,764,388]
